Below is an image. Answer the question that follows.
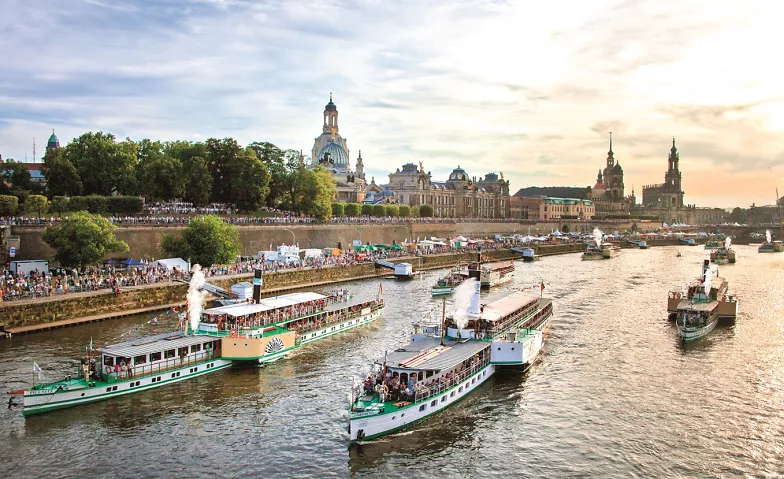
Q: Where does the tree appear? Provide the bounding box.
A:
[331,203,345,217]
[229,148,271,211]
[64,131,138,196]
[50,196,70,214]
[248,142,287,207]
[361,204,373,216]
[0,195,18,216]
[25,195,49,218]
[410,205,420,217]
[161,215,240,266]
[138,147,185,202]
[419,205,434,217]
[296,166,335,221]
[372,204,386,217]
[42,212,129,268]
[43,148,82,197]
[2,160,33,192]
[399,205,411,217]
[728,207,747,224]
[385,205,399,217]
[182,155,212,206]
[344,203,361,216]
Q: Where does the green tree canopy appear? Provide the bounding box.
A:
[42,212,129,268]
[0,195,19,216]
[331,203,345,217]
[43,148,82,197]
[229,148,271,211]
[345,203,361,216]
[161,215,240,266]
[2,159,33,192]
[137,140,185,202]
[372,204,386,217]
[64,132,138,196]
[25,195,49,218]
[361,204,373,216]
[419,205,433,217]
[296,166,335,221]
[248,142,288,208]
[385,205,399,217]
[398,205,411,217]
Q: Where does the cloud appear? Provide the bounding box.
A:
[0,0,782,207]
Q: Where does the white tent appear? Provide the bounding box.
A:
[152,257,189,272]
[551,230,562,236]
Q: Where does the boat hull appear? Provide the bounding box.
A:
[678,318,718,342]
[23,359,232,415]
[431,286,455,296]
[349,364,495,443]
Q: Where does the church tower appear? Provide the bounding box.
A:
[47,129,60,151]
[664,137,684,207]
[355,150,365,179]
[323,92,339,134]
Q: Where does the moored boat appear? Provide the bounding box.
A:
[582,242,621,260]
[757,230,781,252]
[710,237,736,264]
[704,238,721,250]
[348,280,553,443]
[467,252,514,288]
[431,265,469,296]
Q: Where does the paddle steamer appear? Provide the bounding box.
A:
[431,264,469,296]
[667,260,738,342]
[467,255,514,288]
[21,282,383,414]
[348,280,553,443]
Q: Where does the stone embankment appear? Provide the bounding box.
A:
[1,241,692,334]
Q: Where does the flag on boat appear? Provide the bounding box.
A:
[89,337,93,350]
[540,280,545,291]
[378,283,383,295]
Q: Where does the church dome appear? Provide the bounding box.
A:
[447,166,468,182]
[318,141,349,166]
[325,94,337,112]
[594,181,606,190]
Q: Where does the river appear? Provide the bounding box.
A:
[1,245,782,478]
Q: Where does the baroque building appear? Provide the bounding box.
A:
[631,138,724,224]
[309,94,366,203]
[587,134,634,217]
[379,162,510,218]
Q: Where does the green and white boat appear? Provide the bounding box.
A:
[348,280,553,443]
[431,265,469,296]
[22,329,231,416]
[199,289,384,364]
[22,288,383,415]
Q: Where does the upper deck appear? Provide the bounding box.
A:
[386,337,490,374]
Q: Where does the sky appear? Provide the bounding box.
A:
[1,0,783,209]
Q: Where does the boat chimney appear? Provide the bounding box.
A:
[252,268,263,303]
[702,259,710,276]
[468,280,481,316]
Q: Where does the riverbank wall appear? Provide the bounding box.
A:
[10,220,659,261]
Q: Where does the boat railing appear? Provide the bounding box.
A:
[105,349,218,383]
[291,301,384,343]
[413,356,490,404]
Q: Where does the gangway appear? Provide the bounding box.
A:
[375,260,395,270]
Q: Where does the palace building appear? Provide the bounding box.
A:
[308,94,366,203]
[376,162,511,218]
[586,133,635,217]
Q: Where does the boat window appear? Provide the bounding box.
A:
[178,347,188,357]
[134,354,147,365]
[426,371,433,378]
[451,391,456,397]
[164,349,175,359]
[472,378,476,384]
[191,344,201,353]
[430,400,437,407]
[441,396,447,403]
[149,352,162,362]
[459,386,463,393]
[419,405,426,412]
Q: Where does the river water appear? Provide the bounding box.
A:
[1,245,782,478]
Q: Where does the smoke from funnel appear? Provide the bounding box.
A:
[187,265,208,333]
[725,237,731,250]
[452,278,479,330]
[703,264,712,298]
[593,228,603,247]
[766,229,772,244]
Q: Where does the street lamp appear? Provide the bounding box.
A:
[281,228,296,245]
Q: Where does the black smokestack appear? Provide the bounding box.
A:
[253,268,263,303]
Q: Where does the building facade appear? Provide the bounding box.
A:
[587,134,635,217]
[381,163,511,218]
[309,94,366,203]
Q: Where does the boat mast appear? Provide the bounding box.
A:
[440,295,446,346]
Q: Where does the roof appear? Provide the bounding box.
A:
[387,338,489,372]
[203,291,327,318]
[448,166,468,182]
[678,300,718,312]
[542,197,594,206]
[400,163,419,173]
[318,141,349,166]
[480,291,539,323]
[98,331,212,358]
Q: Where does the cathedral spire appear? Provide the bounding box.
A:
[606,132,614,165]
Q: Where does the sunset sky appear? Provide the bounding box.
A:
[1,0,782,208]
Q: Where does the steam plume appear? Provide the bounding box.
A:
[725,237,731,250]
[187,264,208,333]
[766,229,772,244]
[593,228,603,247]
